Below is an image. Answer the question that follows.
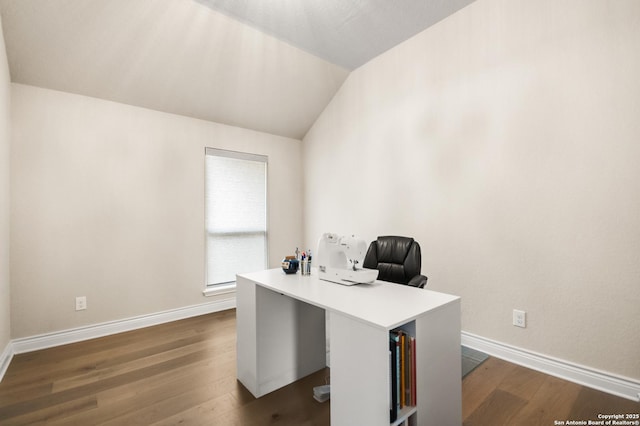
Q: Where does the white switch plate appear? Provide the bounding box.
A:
[76,296,87,311]
[513,309,526,328]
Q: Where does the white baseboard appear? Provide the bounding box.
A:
[462,331,640,402]
[11,297,235,355]
[0,341,14,382]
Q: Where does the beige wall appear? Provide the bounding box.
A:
[10,83,302,338]
[303,0,640,379]
[0,18,11,351]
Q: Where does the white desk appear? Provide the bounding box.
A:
[236,268,461,426]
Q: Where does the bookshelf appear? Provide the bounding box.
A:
[236,268,461,426]
[392,407,418,426]
[390,323,417,423]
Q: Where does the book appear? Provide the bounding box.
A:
[389,336,398,422]
[400,332,406,408]
[411,337,417,404]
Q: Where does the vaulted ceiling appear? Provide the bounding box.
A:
[0,0,476,139]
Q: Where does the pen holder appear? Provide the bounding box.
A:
[301,259,311,275]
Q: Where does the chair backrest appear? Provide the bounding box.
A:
[363,236,422,285]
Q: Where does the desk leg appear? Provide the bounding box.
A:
[237,277,326,398]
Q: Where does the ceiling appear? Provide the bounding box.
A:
[197,0,477,71]
[0,0,476,139]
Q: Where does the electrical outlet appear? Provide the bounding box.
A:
[513,309,526,328]
[75,296,87,311]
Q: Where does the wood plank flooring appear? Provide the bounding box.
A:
[0,310,637,425]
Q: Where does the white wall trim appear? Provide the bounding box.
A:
[0,341,14,382]
[462,331,640,402]
[11,298,236,355]
[202,284,236,297]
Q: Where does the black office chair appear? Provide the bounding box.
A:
[363,236,428,288]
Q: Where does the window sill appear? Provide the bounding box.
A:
[203,283,236,297]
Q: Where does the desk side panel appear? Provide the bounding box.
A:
[330,312,390,426]
[236,275,258,396]
[415,300,462,426]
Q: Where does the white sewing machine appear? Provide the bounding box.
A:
[316,233,379,285]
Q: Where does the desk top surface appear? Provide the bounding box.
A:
[238,268,460,330]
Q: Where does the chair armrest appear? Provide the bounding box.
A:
[408,274,428,289]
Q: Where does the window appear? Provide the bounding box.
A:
[205,148,268,288]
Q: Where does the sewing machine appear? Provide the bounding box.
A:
[316,233,379,285]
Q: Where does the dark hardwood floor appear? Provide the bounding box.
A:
[0,310,637,425]
[462,357,638,425]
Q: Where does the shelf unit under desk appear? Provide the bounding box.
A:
[236,268,461,426]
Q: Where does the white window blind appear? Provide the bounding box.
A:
[205,148,268,287]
